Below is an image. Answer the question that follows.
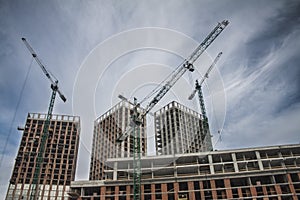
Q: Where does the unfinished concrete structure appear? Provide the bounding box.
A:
[69,144,300,199]
[155,101,212,155]
[6,113,80,200]
[90,100,147,180]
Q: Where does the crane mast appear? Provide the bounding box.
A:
[21,38,66,200]
[188,52,222,101]
[188,52,222,151]
[117,20,229,200]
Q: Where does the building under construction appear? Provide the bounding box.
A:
[154,101,212,155]
[69,144,300,199]
[89,100,147,180]
[5,113,80,199]
[85,20,230,199]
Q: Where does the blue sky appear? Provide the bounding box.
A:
[1,0,300,198]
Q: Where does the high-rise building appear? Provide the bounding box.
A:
[89,100,147,180]
[5,113,80,200]
[154,101,212,155]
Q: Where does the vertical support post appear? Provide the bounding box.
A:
[126,185,131,200]
[224,178,233,198]
[287,173,297,200]
[161,183,168,200]
[140,185,145,200]
[132,98,142,200]
[255,151,264,170]
[208,155,215,174]
[197,84,213,151]
[231,153,239,172]
[237,187,243,198]
[100,187,106,200]
[151,184,156,200]
[199,181,205,200]
[250,186,257,199]
[174,182,179,200]
[210,180,218,199]
[113,162,118,180]
[115,186,119,200]
[188,181,195,200]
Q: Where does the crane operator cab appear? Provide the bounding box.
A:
[183,61,194,72]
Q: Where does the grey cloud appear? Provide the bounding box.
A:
[1,0,300,198]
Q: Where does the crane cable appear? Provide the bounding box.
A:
[0,57,34,168]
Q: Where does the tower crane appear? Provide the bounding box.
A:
[188,52,222,151]
[21,38,66,200]
[116,20,229,200]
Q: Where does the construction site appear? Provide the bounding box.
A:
[69,144,300,199]
[5,18,300,200]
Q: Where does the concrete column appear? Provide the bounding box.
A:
[210,180,218,199]
[81,187,84,196]
[237,187,243,198]
[174,182,179,200]
[269,185,276,195]
[274,185,282,200]
[208,155,215,174]
[151,184,156,200]
[250,186,257,199]
[262,186,268,200]
[161,183,168,200]
[114,186,119,200]
[199,181,205,200]
[113,161,118,180]
[231,153,239,172]
[224,178,233,199]
[255,151,264,170]
[100,187,106,200]
[126,185,131,200]
[188,181,195,200]
[141,185,144,200]
[174,165,178,178]
[287,173,298,200]
[151,161,154,179]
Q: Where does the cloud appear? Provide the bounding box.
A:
[214,0,300,149]
[0,0,300,198]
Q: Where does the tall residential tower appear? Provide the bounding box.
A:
[89,100,147,180]
[6,113,80,199]
[154,101,212,155]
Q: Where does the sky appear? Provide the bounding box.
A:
[1,0,300,198]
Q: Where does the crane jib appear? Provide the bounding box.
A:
[115,20,229,200]
[142,20,229,116]
[21,37,67,200]
[188,20,228,64]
